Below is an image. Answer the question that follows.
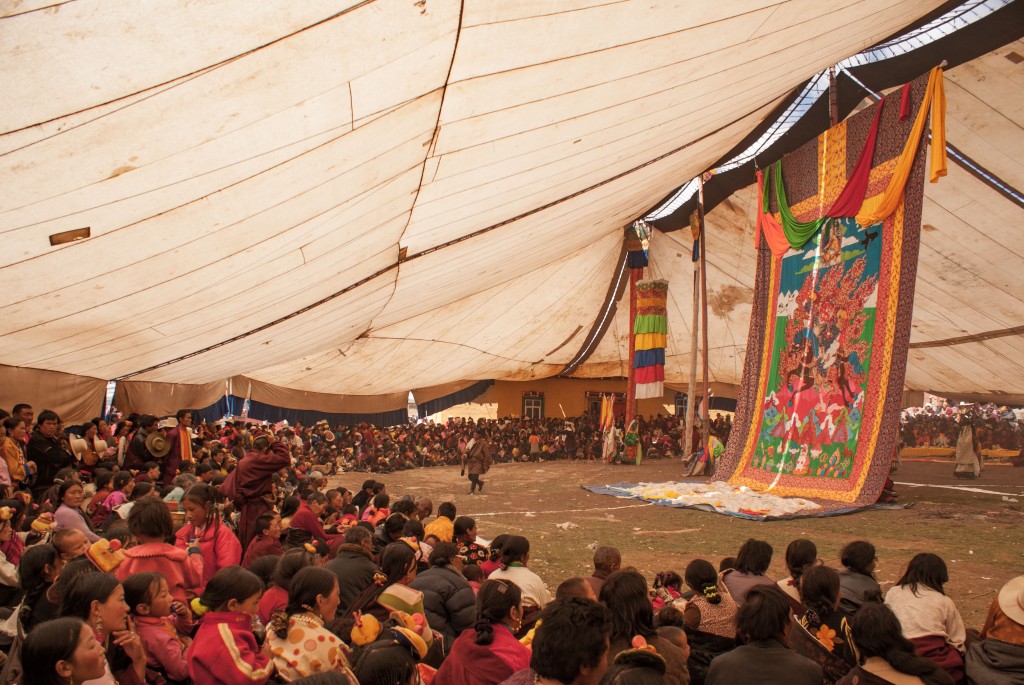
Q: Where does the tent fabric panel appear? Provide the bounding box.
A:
[241,376,408,415]
[1,1,373,134]
[113,379,227,418]
[416,380,495,418]
[0,364,106,425]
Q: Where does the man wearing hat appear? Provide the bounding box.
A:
[463,429,493,495]
[163,409,193,486]
[126,415,164,471]
[966,575,1024,683]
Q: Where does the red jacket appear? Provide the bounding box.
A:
[116,541,204,603]
[174,520,242,589]
[242,534,282,570]
[187,611,274,685]
[288,503,342,546]
[435,624,531,685]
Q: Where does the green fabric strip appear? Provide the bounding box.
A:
[633,315,668,334]
[770,160,827,250]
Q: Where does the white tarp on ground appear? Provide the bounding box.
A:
[9,0,1020,408]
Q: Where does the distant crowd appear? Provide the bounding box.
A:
[900,402,1023,451]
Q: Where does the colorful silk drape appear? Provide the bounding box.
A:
[717,69,942,513]
[633,280,668,400]
[755,67,946,256]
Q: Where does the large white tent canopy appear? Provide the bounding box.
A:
[2,0,1023,419]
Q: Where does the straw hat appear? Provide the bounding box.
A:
[146,432,171,459]
[997,575,1024,626]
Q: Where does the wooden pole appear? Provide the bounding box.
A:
[698,175,710,451]
[829,66,839,127]
[626,266,640,431]
[684,267,699,460]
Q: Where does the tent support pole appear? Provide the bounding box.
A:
[829,66,839,127]
[626,266,639,433]
[684,267,699,461]
[698,175,710,451]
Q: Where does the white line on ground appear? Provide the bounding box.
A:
[470,502,654,517]
[895,482,1024,496]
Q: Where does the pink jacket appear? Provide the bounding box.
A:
[174,520,242,588]
[136,614,193,682]
[116,542,204,603]
[187,611,274,685]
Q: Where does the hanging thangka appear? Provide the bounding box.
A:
[584,68,946,519]
[718,67,946,514]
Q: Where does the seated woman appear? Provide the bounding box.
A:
[18,617,108,685]
[838,541,882,615]
[706,585,821,685]
[790,566,856,683]
[885,553,966,683]
[600,569,690,685]
[433,578,531,685]
[721,539,775,604]
[60,572,148,684]
[258,547,314,626]
[267,566,357,682]
[53,482,100,543]
[965,574,1024,684]
[777,539,817,612]
[487,535,552,618]
[681,559,737,685]
[837,602,953,685]
[0,508,21,607]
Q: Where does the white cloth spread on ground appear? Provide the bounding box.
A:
[620,481,821,517]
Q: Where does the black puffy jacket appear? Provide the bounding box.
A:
[409,564,477,656]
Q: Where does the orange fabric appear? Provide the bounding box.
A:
[755,170,793,256]
[857,67,946,226]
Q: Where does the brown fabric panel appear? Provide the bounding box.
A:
[0,365,106,424]
[238,376,407,413]
[412,380,481,405]
[114,379,226,417]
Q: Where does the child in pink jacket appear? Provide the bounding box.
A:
[125,572,193,683]
[115,498,204,602]
[187,566,274,685]
[174,483,242,589]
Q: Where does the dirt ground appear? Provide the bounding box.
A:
[329,457,1024,628]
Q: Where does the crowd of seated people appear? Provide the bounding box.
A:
[0,402,1019,684]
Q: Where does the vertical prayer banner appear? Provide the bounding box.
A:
[718,69,944,512]
[634,280,668,400]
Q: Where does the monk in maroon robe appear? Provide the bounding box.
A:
[223,436,291,550]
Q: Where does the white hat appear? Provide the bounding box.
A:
[157,417,178,429]
[997,575,1024,626]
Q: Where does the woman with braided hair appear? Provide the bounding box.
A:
[837,602,953,685]
[681,559,737,685]
[682,559,737,638]
[791,565,856,683]
[433,578,530,685]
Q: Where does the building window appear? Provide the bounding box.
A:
[674,392,687,418]
[522,392,544,419]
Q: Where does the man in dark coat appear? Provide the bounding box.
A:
[28,409,75,501]
[706,585,821,685]
[463,430,493,495]
[325,525,379,613]
[221,434,291,551]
